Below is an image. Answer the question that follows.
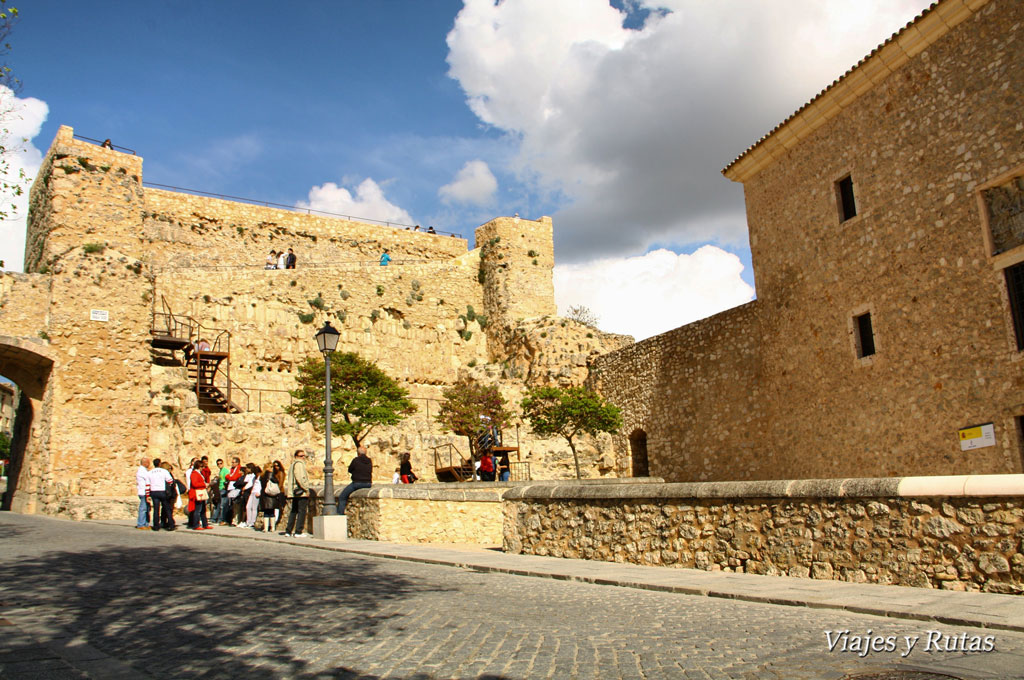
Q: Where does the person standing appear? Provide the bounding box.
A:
[135,457,152,529]
[286,248,297,269]
[379,249,391,267]
[497,451,511,482]
[147,459,174,531]
[282,450,310,537]
[399,453,416,484]
[277,250,288,270]
[337,446,373,514]
[189,463,210,530]
[478,451,496,482]
[220,457,243,526]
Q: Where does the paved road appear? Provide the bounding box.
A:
[1,513,1022,680]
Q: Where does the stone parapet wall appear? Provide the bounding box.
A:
[346,479,664,544]
[347,484,506,544]
[143,188,468,271]
[502,475,1024,594]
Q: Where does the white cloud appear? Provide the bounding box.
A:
[298,178,414,226]
[0,87,48,273]
[554,247,754,340]
[439,159,498,206]
[447,0,934,260]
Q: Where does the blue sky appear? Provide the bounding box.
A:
[2,0,933,340]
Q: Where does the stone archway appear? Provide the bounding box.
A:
[0,336,57,512]
[629,428,649,477]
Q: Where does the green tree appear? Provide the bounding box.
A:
[435,379,512,461]
[0,430,10,459]
[285,352,416,448]
[520,386,622,479]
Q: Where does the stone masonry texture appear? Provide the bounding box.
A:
[594,0,1024,482]
[504,490,1024,595]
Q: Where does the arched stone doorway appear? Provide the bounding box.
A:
[629,428,649,477]
[0,336,56,512]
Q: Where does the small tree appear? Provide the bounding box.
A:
[566,305,599,328]
[435,379,512,462]
[286,352,416,448]
[520,386,622,479]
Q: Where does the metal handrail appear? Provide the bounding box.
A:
[432,442,471,481]
[71,134,136,155]
[143,181,463,238]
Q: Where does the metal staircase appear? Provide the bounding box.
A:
[150,297,248,413]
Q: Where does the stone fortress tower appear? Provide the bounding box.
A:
[0,125,631,518]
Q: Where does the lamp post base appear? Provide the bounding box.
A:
[313,514,348,541]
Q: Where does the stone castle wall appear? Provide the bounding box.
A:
[596,0,1024,481]
[142,188,468,271]
[4,124,629,516]
[591,302,764,481]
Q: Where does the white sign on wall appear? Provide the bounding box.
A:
[89,309,109,322]
[958,423,996,451]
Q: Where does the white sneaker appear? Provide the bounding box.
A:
[238,523,248,528]
[295,532,312,538]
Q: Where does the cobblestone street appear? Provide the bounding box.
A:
[1,513,1022,679]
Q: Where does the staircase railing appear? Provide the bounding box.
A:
[152,295,246,413]
[152,295,197,341]
[432,442,473,481]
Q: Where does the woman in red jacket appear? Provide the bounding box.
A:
[189,464,211,530]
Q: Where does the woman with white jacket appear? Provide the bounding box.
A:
[243,463,262,528]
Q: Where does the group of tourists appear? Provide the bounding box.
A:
[266,248,297,270]
[134,445,390,536]
[135,451,314,536]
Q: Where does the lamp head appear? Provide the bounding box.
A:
[315,321,341,354]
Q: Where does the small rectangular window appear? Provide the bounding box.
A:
[855,312,875,358]
[838,175,857,222]
[1006,262,1024,351]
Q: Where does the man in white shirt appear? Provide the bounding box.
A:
[136,458,151,529]
[147,459,175,531]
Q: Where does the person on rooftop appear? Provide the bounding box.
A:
[380,249,391,267]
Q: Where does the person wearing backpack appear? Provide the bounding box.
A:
[282,450,310,537]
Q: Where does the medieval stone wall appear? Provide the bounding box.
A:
[142,188,468,271]
[591,303,764,481]
[596,0,1024,482]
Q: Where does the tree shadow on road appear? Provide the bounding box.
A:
[0,530,513,679]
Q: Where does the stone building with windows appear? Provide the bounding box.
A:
[593,0,1024,482]
[0,382,15,436]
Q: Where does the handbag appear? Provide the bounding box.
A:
[265,480,281,496]
[195,488,208,502]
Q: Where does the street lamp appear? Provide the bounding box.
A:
[315,321,341,516]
